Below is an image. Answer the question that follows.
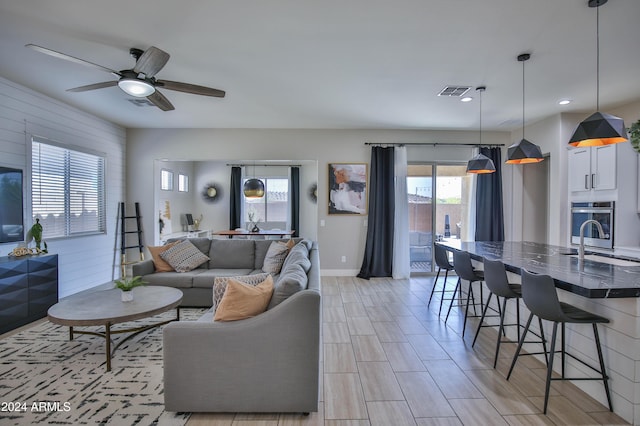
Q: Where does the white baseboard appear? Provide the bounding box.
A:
[321,269,360,276]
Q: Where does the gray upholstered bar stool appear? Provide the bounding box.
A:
[471,257,523,368]
[507,269,612,414]
[445,250,485,337]
[428,244,456,317]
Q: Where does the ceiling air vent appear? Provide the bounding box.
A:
[127,98,156,107]
[437,86,472,97]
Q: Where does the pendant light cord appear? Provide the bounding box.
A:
[522,58,526,140]
[478,88,483,146]
[596,3,600,110]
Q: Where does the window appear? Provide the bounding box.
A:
[178,173,189,192]
[31,138,106,239]
[161,169,174,191]
[244,178,289,227]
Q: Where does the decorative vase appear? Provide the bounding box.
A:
[121,290,134,302]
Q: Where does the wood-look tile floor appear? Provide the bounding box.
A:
[187,276,629,426]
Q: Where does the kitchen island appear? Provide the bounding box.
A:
[437,240,640,424]
[437,240,640,298]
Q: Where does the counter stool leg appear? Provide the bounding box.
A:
[493,296,508,368]
[507,312,534,380]
[438,269,450,316]
[471,292,494,347]
[543,322,559,414]
[444,278,461,324]
[593,323,613,411]
[428,268,442,307]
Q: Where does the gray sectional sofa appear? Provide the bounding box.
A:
[132,237,307,307]
[140,237,321,414]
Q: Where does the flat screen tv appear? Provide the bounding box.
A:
[0,167,24,243]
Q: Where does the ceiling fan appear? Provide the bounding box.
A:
[25,44,225,111]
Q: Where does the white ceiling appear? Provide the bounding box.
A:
[0,0,638,131]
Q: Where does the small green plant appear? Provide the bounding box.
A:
[629,119,640,153]
[114,275,147,291]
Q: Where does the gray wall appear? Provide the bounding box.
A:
[126,128,510,273]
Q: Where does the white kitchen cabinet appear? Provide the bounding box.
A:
[568,144,616,192]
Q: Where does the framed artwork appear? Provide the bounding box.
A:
[328,163,367,215]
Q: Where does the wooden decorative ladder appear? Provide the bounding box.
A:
[113,202,145,279]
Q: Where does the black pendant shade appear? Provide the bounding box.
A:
[506,139,544,164]
[466,153,496,174]
[568,111,628,147]
[243,178,265,198]
[568,0,627,147]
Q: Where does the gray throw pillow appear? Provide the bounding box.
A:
[160,239,210,272]
[262,241,291,274]
[268,262,308,309]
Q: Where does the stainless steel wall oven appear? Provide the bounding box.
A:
[570,201,614,249]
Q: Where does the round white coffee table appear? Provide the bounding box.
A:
[48,286,183,371]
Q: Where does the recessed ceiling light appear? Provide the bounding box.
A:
[461,97,473,102]
[558,99,572,105]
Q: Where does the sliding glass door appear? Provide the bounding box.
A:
[408,163,471,274]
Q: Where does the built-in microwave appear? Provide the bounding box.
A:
[570,201,614,249]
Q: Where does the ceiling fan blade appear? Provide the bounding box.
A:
[133,46,170,78]
[156,80,225,98]
[25,44,121,77]
[147,90,175,111]
[66,81,118,92]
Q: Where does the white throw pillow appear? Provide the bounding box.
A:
[160,239,209,272]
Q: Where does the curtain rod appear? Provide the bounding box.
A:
[364,142,504,148]
[226,163,302,167]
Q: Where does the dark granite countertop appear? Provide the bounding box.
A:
[436,240,640,298]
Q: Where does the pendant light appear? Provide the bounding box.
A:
[568,0,627,147]
[467,86,496,174]
[506,53,544,164]
[243,163,265,198]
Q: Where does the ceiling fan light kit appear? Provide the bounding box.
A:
[568,0,627,147]
[117,77,155,97]
[25,44,225,111]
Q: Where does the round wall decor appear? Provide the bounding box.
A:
[202,184,219,202]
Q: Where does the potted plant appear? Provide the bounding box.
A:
[114,275,147,302]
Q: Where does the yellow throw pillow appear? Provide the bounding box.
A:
[147,241,179,272]
[214,275,274,322]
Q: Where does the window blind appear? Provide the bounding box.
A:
[32,138,106,238]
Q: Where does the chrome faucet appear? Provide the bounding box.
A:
[579,219,605,260]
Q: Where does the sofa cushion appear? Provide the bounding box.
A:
[281,242,312,273]
[147,240,179,272]
[209,239,255,269]
[192,269,255,289]
[140,270,203,289]
[212,272,271,311]
[268,262,308,309]
[213,276,274,322]
[262,240,294,274]
[160,239,210,272]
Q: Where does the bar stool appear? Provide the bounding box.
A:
[428,244,456,317]
[471,258,522,367]
[507,269,612,414]
[445,250,485,337]
[471,258,547,369]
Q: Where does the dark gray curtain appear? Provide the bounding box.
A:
[358,146,395,279]
[229,166,242,230]
[290,166,300,237]
[475,147,504,241]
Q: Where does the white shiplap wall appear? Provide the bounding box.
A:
[0,76,126,297]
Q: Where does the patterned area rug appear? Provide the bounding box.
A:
[0,308,206,425]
